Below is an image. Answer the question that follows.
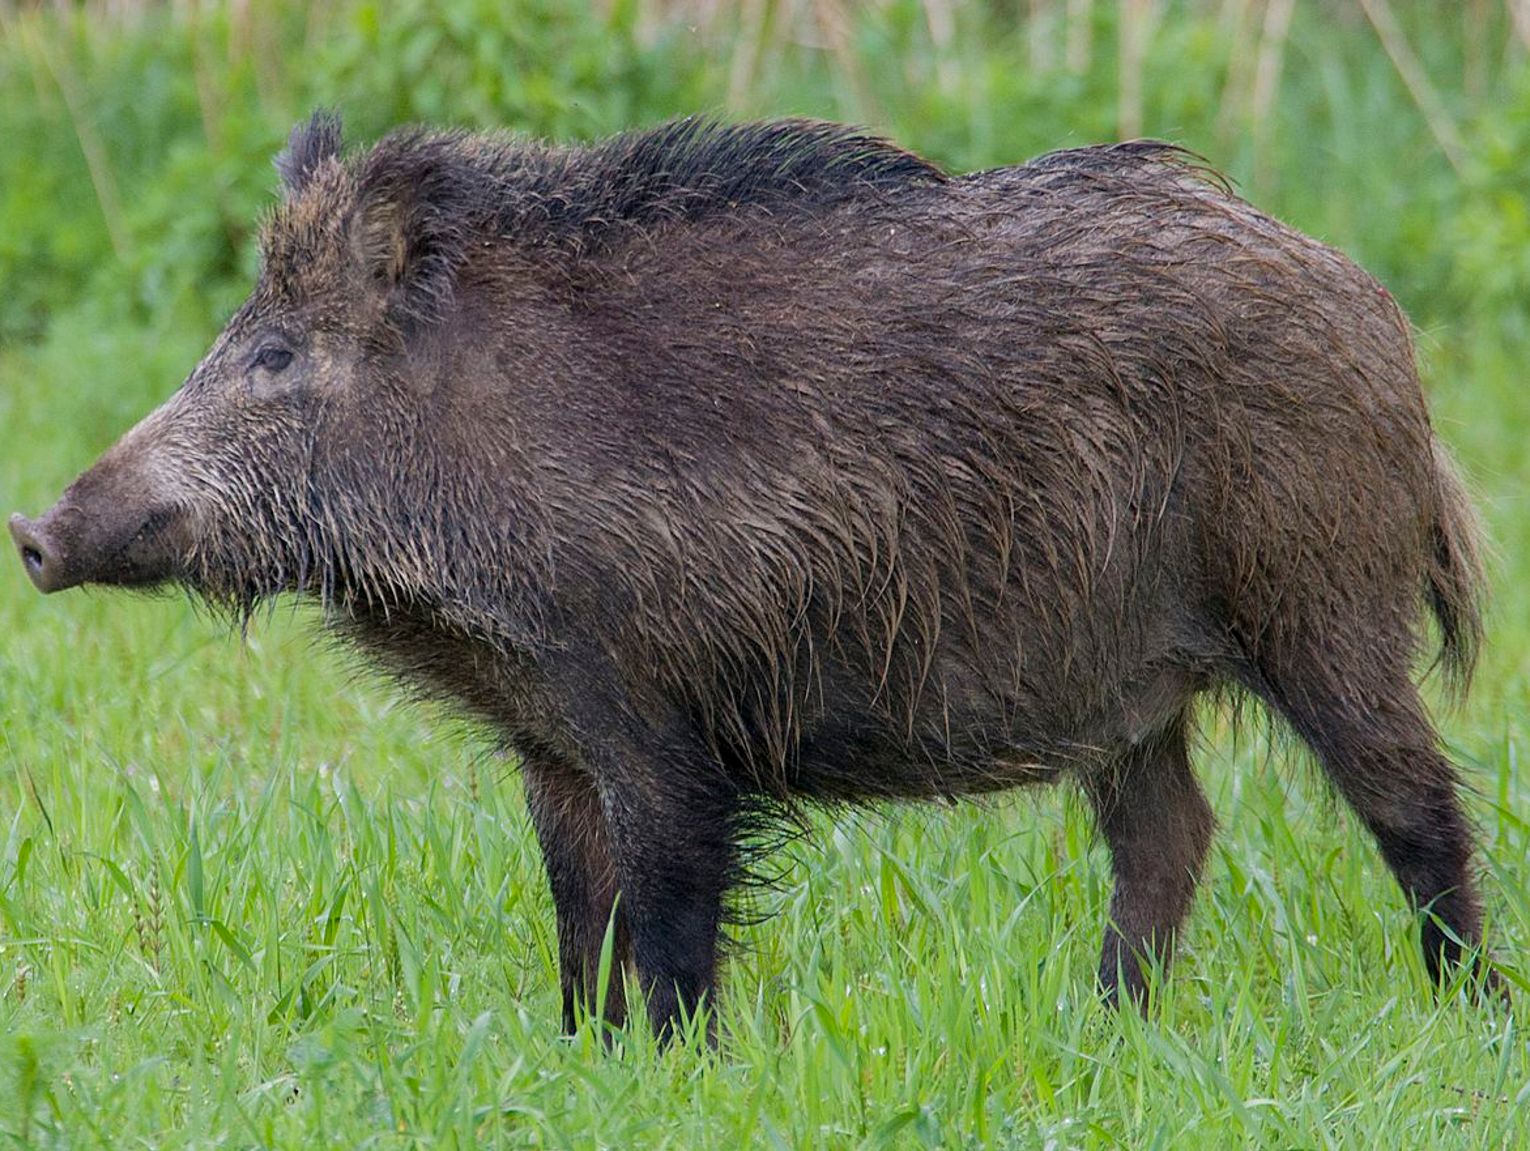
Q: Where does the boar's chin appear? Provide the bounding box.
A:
[179,540,335,622]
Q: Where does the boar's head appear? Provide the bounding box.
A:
[10,112,503,622]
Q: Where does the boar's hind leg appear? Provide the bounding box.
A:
[1249,650,1496,996]
[523,759,631,1034]
[1087,708,1214,1006]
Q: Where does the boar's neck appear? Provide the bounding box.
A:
[332,595,574,752]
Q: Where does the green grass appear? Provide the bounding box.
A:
[3,2,1530,1147]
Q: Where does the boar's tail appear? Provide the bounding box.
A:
[1426,438,1486,701]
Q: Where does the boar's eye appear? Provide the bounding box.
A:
[252,345,293,373]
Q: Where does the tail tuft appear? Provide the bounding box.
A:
[1426,440,1485,700]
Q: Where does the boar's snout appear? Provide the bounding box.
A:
[10,483,186,596]
[10,398,203,596]
[9,511,75,593]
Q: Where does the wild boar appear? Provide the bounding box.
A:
[10,113,1497,1037]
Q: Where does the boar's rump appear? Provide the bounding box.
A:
[10,112,1498,1037]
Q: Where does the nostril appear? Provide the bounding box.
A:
[10,513,64,592]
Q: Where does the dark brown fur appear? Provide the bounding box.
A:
[9,113,1496,1037]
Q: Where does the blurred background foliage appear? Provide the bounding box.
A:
[1,0,1527,368]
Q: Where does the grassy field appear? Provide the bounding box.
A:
[2,2,1528,1147]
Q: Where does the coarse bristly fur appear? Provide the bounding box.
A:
[13,111,1498,1039]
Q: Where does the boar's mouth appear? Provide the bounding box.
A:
[9,503,184,595]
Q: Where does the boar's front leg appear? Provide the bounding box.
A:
[523,758,631,1033]
[598,760,740,1044]
[544,642,741,1043]
[552,707,739,1042]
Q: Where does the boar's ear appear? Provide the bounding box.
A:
[348,140,472,328]
[276,109,344,198]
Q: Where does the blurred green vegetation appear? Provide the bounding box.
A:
[2,0,1528,358]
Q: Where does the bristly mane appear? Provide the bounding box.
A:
[536,116,950,232]
[356,116,950,250]
[262,115,950,327]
